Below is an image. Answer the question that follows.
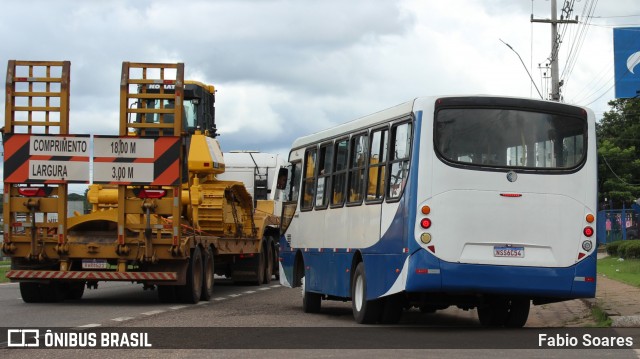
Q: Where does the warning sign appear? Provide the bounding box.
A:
[3,134,90,184]
[93,136,180,185]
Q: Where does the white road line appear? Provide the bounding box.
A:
[141,310,165,316]
[111,317,135,322]
[76,324,102,329]
[270,284,281,288]
[228,294,242,298]
[169,305,187,310]
[213,297,226,301]
[258,287,271,291]
[196,301,208,305]
[243,290,256,294]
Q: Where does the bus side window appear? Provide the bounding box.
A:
[301,148,317,210]
[283,162,301,203]
[367,127,389,201]
[388,122,412,199]
[315,143,333,209]
[331,138,349,206]
[347,133,368,204]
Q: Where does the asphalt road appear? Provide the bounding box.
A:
[0,278,638,358]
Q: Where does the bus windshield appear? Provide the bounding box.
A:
[434,108,587,170]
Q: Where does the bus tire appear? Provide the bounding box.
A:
[477,296,508,326]
[505,298,530,328]
[302,276,322,313]
[200,246,214,301]
[351,262,382,324]
[380,293,404,324]
[177,246,203,304]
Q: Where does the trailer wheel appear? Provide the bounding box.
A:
[19,282,43,303]
[20,282,64,303]
[251,243,266,286]
[351,262,382,324]
[64,282,86,300]
[263,238,273,284]
[177,246,203,304]
[158,285,177,303]
[200,246,214,301]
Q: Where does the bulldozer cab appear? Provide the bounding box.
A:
[136,82,217,137]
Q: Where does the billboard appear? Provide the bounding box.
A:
[614,27,640,98]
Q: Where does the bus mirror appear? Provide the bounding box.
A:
[276,168,288,190]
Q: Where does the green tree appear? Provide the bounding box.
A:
[597,98,640,208]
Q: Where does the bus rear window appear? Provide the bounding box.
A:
[434,108,587,170]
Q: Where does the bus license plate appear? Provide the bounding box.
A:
[493,246,524,258]
[82,259,108,269]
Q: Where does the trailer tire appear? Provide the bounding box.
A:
[201,246,214,301]
[263,239,273,284]
[158,285,177,303]
[19,282,43,303]
[65,282,86,300]
[251,243,266,286]
[177,246,203,304]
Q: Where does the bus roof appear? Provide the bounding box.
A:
[290,99,416,150]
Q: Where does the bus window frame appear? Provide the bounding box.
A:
[314,141,334,211]
[386,119,413,203]
[346,132,369,207]
[365,124,390,205]
[330,136,350,209]
[300,146,318,212]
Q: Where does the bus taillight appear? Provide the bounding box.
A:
[420,218,432,229]
[583,226,594,237]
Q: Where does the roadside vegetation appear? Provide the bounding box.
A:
[0,260,10,284]
[598,241,640,287]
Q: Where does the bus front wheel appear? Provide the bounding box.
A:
[351,262,382,324]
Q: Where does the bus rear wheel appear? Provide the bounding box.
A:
[351,262,382,324]
[302,276,322,313]
[477,296,530,328]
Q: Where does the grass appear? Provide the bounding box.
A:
[597,256,640,287]
[0,263,9,284]
[590,306,613,327]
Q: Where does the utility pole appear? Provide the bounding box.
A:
[531,0,578,102]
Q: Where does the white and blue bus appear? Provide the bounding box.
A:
[277,96,597,326]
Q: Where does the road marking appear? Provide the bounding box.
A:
[270,284,281,288]
[196,301,208,305]
[243,290,256,294]
[169,305,187,310]
[228,294,242,298]
[258,287,271,291]
[141,310,165,316]
[76,324,102,329]
[111,317,135,322]
[214,297,226,301]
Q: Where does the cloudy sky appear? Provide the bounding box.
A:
[1,0,639,191]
